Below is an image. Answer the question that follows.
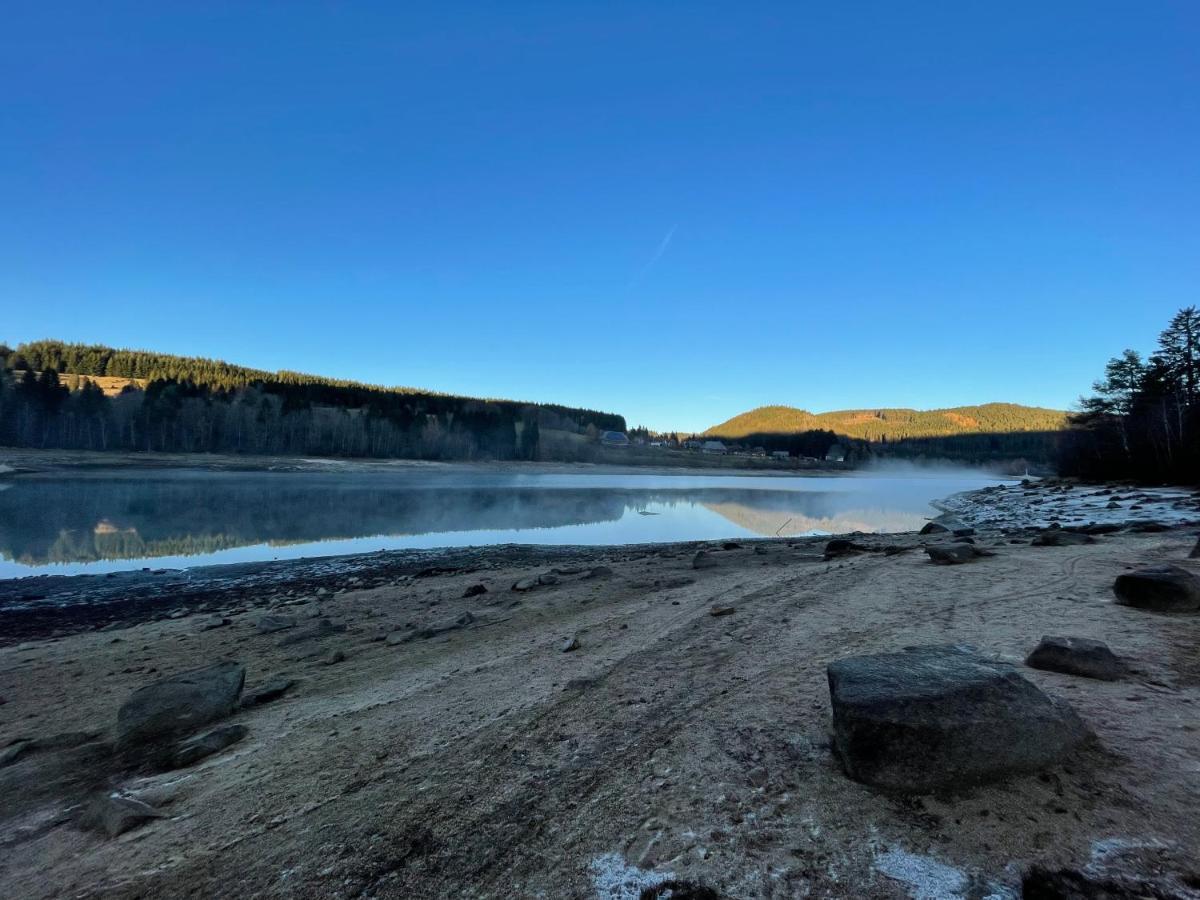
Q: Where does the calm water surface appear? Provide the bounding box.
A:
[0,468,1010,578]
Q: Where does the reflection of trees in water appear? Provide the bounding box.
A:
[702,502,925,536]
[0,476,936,565]
[0,476,625,565]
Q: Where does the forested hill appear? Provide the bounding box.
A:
[706,403,1068,441]
[0,340,624,460]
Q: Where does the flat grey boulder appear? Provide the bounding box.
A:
[827,645,1088,792]
[172,723,248,769]
[1113,565,1200,612]
[1025,635,1124,681]
[117,661,245,747]
[79,793,165,837]
[925,543,988,565]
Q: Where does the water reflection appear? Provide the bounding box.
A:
[0,469,1006,576]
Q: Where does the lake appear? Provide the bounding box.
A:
[0,467,1009,578]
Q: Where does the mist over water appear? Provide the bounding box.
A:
[0,468,1012,578]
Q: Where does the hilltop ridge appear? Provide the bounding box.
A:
[705,402,1068,442]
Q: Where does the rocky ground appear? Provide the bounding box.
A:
[1,480,1199,898]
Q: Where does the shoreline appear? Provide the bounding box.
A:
[1,477,1199,897]
[0,447,849,479]
[3,476,1198,644]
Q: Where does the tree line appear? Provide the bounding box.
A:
[1057,306,1199,483]
[0,341,624,461]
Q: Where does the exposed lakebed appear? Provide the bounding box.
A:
[0,466,1011,578]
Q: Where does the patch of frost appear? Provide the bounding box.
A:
[590,853,672,900]
[874,849,1016,900]
[874,849,966,900]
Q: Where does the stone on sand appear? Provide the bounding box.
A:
[827,645,1088,792]
[172,723,248,769]
[823,539,867,560]
[79,793,166,838]
[1031,528,1095,547]
[256,615,298,633]
[240,677,295,708]
[1113,565,1200,612]
[117,661,246,747]
[925,543,988,565]
[1025,636,1124,681]
[919,520,975,537]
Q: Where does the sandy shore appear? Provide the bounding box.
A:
[1,483,1199,898]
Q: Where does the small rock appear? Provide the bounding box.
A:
[1113,565,1200,612]
[256,615,298,634]
[275,618,347,647]
[709,605,736,617]
[201,616,231,631]
[323,649,347,665]
[1129,521,1168,533]
[79,793,165,838]
[171,723,248,768]
[1025,636,1125,681]
[583,566,614,579]
[722,542,741,550]
[1031,529,1095,547]
[692,551,719,570]
[561,635,581,652]
[823,539,866,560]
[925,543,985,565]
[0,739,32,767]
[512,577,538,592]
[537,573,559,586]
[919,520,975,537]
[240,677,295,708]
[462,584,488,598]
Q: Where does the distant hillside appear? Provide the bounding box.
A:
[706,403,1069,442]
[0,340,624,461]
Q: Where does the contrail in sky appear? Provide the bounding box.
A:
[630,224,678,287]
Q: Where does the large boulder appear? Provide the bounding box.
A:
[117,662,245,748]
[1025,636,1124,681]
[1113,565,1200,612]
[827,645,1088,792]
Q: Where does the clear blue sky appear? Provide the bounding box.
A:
[3,2,1197,433]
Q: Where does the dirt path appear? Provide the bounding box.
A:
[1,525,1199,898]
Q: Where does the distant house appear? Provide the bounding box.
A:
[600,430,630,447]
[771,450,790,460]
[825,443,846,462]
[701,440,727,455]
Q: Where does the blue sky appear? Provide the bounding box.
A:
[2,2,1197,433]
